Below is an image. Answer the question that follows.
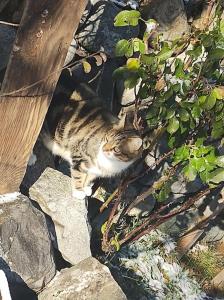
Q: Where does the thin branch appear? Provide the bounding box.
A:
[118,187,211,246]
[100,188,118,213]
[202,0,216,29]
[125,165,177,215]
[0,21,20,27]
[0,52,103,97]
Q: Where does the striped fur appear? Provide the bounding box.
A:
[43,87,142,199]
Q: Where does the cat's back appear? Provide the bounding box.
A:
[45,86,117,154]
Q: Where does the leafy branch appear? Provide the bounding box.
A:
[100,1,224,252]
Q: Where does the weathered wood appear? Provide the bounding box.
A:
[0,0,87,193]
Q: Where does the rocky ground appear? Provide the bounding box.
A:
[0,0,224,299]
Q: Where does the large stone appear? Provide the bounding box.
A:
[0,25,16,71]
[75,0,139,57]
[22,140,55,193]
[211,269,224,295]
[0,193,56,292]
[140,0,190,40]
[0,0,10,14]
[38,257,127,300]
[29,167,91,265]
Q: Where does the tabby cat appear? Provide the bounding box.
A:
[43,84,143,199]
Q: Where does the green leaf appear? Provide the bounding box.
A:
[126,43,134,57]
[220,20,224,37]
[203,93,216,110]
[183,164,197,181]
[212,127,224,139]
[213,86,224,100]
[110,235,120,251]
[101,221,108,234]
[124,74,140,89]
[194,145,214,157]
[179,108,190,122]
[205,150,217,166]
[162,88,174,101]
[133,38,146,54]
[200,169,210,183]
[208,48,224,60]
[138,85,148,99]
[216,156,224,168]
[157,183,171,202]
[174,145,190,163]
[198,95,207,105]
[166,108,175,120]
[190,157,206,172]
[126,58,140,70]
[115,39,129,56]
[141,54,155,65]
[209,168,224,184]
[112,66,127,79]
[167,117,179,134]
[168,136,176,148]
[211,120,224,139]
[187,45,202,59]
[195,138,205,147]
[157,43,173,61]
[215,101,224,113]
[175,58,187,79]
[192,105,202,119]
[201,34,213,48]
[114,10,140,27]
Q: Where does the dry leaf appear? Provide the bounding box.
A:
[155,77,166,91]
[82,60,91,73]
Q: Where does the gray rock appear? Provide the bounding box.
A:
[93,58,121,112]
[140,0,190,40]
[0,25,16,71]
[0,0,10,13]
[22,140,55,192]
[38,257,127,300]
[29,167,91,265]
[75,0,139,57]
[211,269,224,295]
[0,194,56,292]
[123,185,156,217]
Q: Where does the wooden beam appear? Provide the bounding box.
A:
[0,0,87,194]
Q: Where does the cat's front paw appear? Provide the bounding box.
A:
[72,189,86,200]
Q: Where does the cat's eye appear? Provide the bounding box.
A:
[114,147,120,153]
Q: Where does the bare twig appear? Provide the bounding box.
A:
[102,183,126,252]
[0,21,20,27]
[125,165,177,215]
[100,188,118,213]
[118,187,211,246]
[202,0,216,29]
[0,52,103,97]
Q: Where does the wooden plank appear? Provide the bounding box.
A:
[0,0,87,194]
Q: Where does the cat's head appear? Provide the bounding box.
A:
[102,114,143,162]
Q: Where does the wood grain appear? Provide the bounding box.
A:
[0,0,87,193]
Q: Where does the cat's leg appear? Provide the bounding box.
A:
[70,168,96,199]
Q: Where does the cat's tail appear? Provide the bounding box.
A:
[0,270,12,300]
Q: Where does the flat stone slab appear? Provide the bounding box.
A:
[29,167,91,265]
[38,257,127,300]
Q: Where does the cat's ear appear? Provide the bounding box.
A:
[126,137,142,152]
